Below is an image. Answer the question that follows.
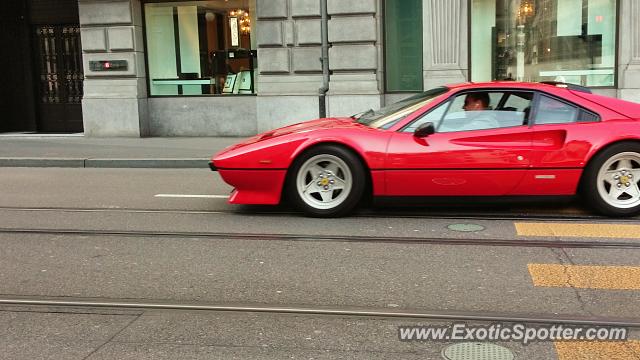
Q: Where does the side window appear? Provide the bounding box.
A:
[436,91,530,133]
[402,100,450,133]
[579,110,600,123]
[488,93,503,109]
[534,95,579,125]
[502,93,532,112]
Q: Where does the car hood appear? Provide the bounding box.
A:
[225,117,361,150]
[263,117,358,137]
[211,116,389,170]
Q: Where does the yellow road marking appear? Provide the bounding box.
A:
[555,341,640,360]
[528,264,640,290]
[515,223,640,238]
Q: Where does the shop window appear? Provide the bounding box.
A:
[470,0,617,87]
[144,1,257,96]
[384,0,423,92]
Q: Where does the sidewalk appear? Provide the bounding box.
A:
[0,135,247,169]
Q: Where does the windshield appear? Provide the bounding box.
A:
[355,87,449,129]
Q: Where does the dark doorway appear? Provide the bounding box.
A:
[32,24,84,132]
[0,0,84,134]
[0,0,37,133]
[29,0,84,133]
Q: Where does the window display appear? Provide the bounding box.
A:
[471,0,617,87]
[144,0,257,96]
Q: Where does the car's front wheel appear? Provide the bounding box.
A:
[582,142,640,216]
[287,145,366,217]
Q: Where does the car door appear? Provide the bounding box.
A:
[513,92,601,195]
[385,90,534,196]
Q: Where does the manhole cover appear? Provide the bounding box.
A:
[447,223,486,232]
[442,342,514,360]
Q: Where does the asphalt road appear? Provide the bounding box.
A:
[1,168,639,359]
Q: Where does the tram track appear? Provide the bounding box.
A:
[0,295,639,327]
[1,226,639,249]
[0,205,638,222]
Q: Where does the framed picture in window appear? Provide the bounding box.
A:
[222,74,237,93]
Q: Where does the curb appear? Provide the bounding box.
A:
[0,158,86,168]
[0,158,211,169]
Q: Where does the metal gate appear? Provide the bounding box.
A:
[33,25,84,132]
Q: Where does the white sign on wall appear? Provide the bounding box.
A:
[229,17,239,47]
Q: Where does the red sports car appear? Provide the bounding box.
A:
[210,82,640,217]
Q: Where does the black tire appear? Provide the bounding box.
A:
[581,142,640,217]
[286,145,366,217]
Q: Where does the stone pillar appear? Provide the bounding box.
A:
[618,0,640,102]
[256,0,323,132]
[423,0,468,89]
[79,0,149,137]
[326,0,381,117]
[256,0,382,132]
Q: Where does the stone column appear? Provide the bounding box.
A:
[79,0,149,137]
[326,0,381,116]
[256,0,324,132]
[618,0,640,102]
[256,0,382,132]
[423,0,468,89]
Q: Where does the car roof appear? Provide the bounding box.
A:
[445,81,575,92]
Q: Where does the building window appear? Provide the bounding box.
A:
[144,1,257,96]
[384,0,423,92]
[471,0,617,87]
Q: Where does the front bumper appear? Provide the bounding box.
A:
[217,168,287,205]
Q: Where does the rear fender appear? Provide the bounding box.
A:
[583,137,640,165]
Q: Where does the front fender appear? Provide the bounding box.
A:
[288,132,391,171]
[212,137,308,170]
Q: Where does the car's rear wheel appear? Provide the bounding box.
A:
[288,145,366,217]
[582,142,640,216]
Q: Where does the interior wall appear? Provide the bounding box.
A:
[470,0,496,82]
[177,5,202,94]
[145,5,179,95]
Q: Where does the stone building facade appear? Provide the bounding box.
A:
[6,0,638,136]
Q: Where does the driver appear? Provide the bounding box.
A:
[438,92,500,132]
[459,92,499,130]
[463,92,490,111]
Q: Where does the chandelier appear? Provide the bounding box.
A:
[517,0,535,21]
[230,9,251,35]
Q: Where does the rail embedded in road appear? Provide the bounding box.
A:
[0,205,639,222]
[1,295,639,327]
[0,227,639,249]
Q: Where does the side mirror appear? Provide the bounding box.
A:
[414,122,435,138]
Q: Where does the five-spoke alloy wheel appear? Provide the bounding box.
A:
[288,145,365,217]
[583,142,640,216]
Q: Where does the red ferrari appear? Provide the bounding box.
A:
[210,82,640,217]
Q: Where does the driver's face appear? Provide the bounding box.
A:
[463,97,485,111]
